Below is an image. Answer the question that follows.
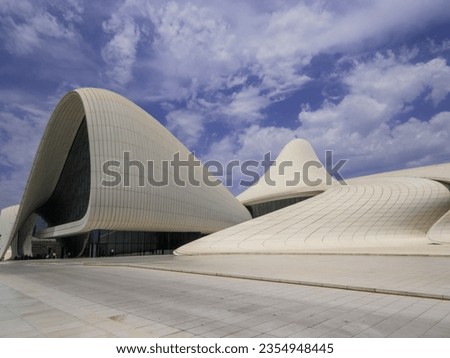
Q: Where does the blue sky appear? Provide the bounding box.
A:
[1,0,450,209]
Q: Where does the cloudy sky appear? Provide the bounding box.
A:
[1,0,450,209]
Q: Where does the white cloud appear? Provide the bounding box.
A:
[429,39,450,53]
[226,87,269,122]
[0,85,61,209]
[0,112,42,167]
[139,1,450,140]
[58,0,84,23]
[298,54,450,174]
[298,54,450,139]
[344,54,450,107]
[102,14,141,86]
[93,0,450,149]
[2,12,75,55]
[301,94,390,137]
[144,1,240,99]
[390,112,450,166]
[1,0,450,204]
[207,52,450,193]
[206,124,298,170]
[0,167,32,211]
[0,0,34,16]
[210,109,450,194]
[166,110,204,148]
[0,1,81,56]
[237,125,298,162]
[0,105,47,208]
[203,124,299,192]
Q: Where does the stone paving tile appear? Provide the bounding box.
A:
[356,314,413,337]
[147,326,181,338]
[32,319,87,334]
[389,319,437,337]
[251,318,292,333]
[320,330,352,338]
[254,333,276,338]
[2,329,46,338]
[201,325,243,338]
[267,322,309,337]
[1,257,450,337]
[325,321,370,337]
[175,318,212,331]
[421,322,450,338]
[67,328,111,338]
[304,315,357,335]
[96,254,450,298]
[224,328,261,338]
[354,328,386,338]
[163,330,196,338]
[0,309,18,322]
[0,317,37,336]
[289,327,331,338]
[47,324,106,337]
[187,321,226,335]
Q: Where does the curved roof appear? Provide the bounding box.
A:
[176,177,450,255]
[237,139,335,206]
[2,88,251,259]
[349,163,450,185]
[428,209,450,243]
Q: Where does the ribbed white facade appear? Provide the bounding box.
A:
[428,209,450,243]
[176,177,450,255]
[175,139,450,255]
[1,88,251,260]
[2,90,449,259]
[237,139,335,206]
[0,205,19,260]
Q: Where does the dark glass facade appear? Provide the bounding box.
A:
[57,230,202,257]
[93,230,201,257]
[93,230,202,257]
[246,196,312,218]
[37,118,90,226]
[33,117,201,258]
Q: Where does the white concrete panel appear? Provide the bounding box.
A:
[428,209,450,243]
[349,163,450,184]
[176,177,450,255]
[2,88,251,259]
[237,139,336,206]
[0,205,19,260]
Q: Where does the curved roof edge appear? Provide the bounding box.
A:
[176,177,450,255]
[428,209,450,244]
[2,88,251,260]
[348,163,450,184]
[237,139,336,206]
[1,91,86,260]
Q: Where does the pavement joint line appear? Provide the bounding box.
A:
[83,262,450,302]
[175,252,450,257]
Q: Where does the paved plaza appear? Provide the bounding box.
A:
[0,254,450,338]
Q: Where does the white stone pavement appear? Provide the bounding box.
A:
[0,254,450,338]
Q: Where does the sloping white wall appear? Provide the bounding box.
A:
[2,88,251,260]
[176,177,450,255]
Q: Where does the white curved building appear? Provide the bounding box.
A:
[1,88,251,260]
[237,139,336,217]
[175,139,450,255]
[349,163,450,185]
[428,209,450,243]
[176,176,450,255]
[0,205,19,260]
[2,89,449,259]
